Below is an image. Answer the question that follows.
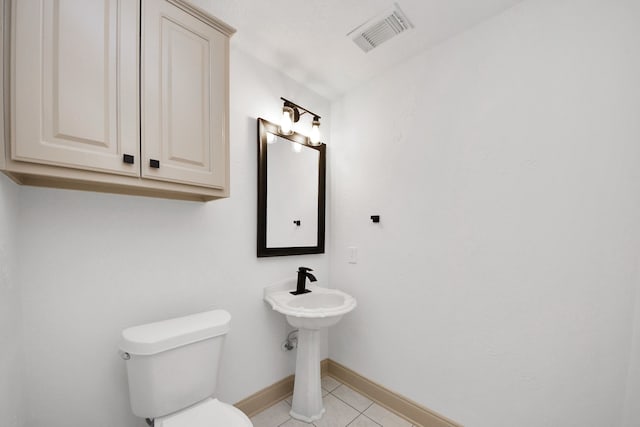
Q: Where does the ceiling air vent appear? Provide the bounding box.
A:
[348,3,414,53]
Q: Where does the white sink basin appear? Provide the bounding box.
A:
[264,283,357,329]
[264,279,357,422]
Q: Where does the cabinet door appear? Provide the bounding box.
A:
[12,0,139,175]
[142,0,228,189]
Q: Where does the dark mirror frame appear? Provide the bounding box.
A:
[257,118,326,257]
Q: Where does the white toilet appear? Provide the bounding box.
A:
[119,309,253,426]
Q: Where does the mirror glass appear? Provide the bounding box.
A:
[258,118,326,257]
[266,133,319,247]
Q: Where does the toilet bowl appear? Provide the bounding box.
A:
[155,398,251,427]
[120,309,253,426]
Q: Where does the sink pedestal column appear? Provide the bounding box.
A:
[290,328,325,422]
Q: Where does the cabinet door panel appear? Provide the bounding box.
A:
[12,0,139,175]
[142,0,227,189]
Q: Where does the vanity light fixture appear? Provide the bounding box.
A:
[279,97,322,145]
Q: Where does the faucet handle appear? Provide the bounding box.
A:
[298,266,313,273]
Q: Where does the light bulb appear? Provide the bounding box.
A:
[266,133,276,144]
[309,119,321,145]
[280,106,294,135]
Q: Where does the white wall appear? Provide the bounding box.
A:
[623,274,640,427]
[16,48,330,426]
[329,0,640,426]
[0,174,24,426]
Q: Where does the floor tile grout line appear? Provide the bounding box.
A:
[276,416,293,426]
[326,390,376,427]
[322,377,342,393]
[328,387,375,416]
[329,384,416,427]
[345,411,384,427]
[361,412,384,426]
[341,410,363,427]
[362,400,375,413]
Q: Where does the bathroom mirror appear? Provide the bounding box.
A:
[257,118,326,257]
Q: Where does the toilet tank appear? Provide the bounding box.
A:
[119,310,231,418]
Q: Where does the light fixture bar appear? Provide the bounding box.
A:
[279,97,323,145]
[280,97,321,121]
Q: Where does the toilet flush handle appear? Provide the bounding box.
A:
[120,351,131,361]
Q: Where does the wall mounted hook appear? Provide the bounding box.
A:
[370,215,380,223]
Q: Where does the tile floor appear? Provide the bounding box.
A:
[250,376,417,427]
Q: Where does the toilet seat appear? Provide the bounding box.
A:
[155,398,253,427]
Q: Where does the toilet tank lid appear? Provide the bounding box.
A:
[120,310,231,355]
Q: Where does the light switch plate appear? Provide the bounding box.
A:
[348,246,358,264]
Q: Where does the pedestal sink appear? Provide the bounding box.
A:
[264,282,357,422]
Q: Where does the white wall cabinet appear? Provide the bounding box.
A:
[1,0,234,201]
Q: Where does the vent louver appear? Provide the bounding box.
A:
[348,3,414,53]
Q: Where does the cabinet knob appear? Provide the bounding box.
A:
[149,159,160,168]
[123,154,134,164]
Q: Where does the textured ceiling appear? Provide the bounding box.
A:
[191,0,525,99]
